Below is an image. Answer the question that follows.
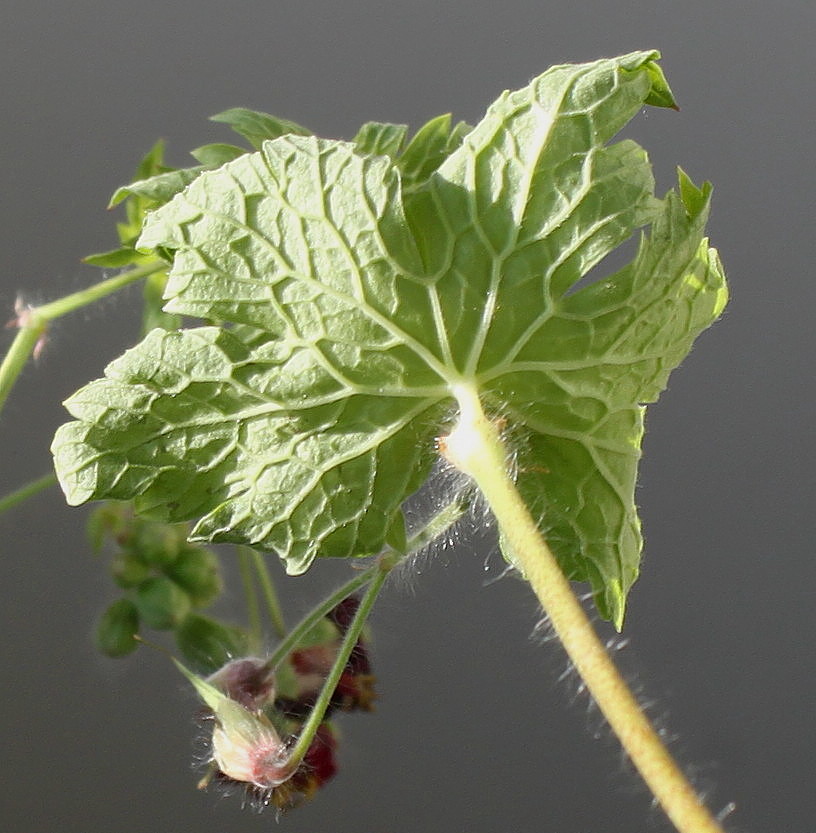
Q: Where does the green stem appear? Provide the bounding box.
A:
[0,323,46,415]
[404,491,470,553]
[261,495,469,675]
[249,549,286,638]
[443,384,726,833]
[0,261,163,416]
[237,546,262,651]
[0,472,57,514]
[36,262,163,319]
[262,564,379,674]
[284,553,395,771]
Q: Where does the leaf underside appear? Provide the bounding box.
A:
[53,51,727,626]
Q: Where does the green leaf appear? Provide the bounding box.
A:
[210,107,311,149]
[189,142,248,166]
[643,60,679,109]
[53,326,440,574]
[92,140,169,256]
[174,614,248,674]
[352,121,408,158]
[132,139,167,181]
[397,113,471,192]
[141,269,179,334]
[82,247,154,268]
[53,52,726,623]
[109,166,207,209]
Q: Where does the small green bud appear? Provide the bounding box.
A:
[175,614,248,674]
[110,551,152,588]
[166,547,222,607]
[135,576,191,630]
[130,522,182,567]
[87,502,129,551]
[96,598,140,657]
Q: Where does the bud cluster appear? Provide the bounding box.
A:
[90,502,245,667]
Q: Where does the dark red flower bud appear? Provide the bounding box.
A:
[208,657,276,711]
[271,724,338,810]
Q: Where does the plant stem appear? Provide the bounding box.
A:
[0,321,46,415]
[284,553,395,770]
[443,384,726,833]
[35,262,163,319]
[261,495,469,674]
[0,261,163,416]
[0,472,57,514]
[248,549,286,638]
[262,564,379,674]
[237,546,262,651]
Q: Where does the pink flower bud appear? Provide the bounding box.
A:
[207,657,276,711]
[211,718,290,789]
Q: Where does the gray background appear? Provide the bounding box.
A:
[1,1,813,831]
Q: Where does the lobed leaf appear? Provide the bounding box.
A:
[54,51,726,623]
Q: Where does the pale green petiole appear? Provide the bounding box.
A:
[443,384,727,833]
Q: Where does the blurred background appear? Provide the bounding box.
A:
[1,1,813,831]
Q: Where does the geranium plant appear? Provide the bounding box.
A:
[1,50,730,832]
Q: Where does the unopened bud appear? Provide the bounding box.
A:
[207,656,276,711]
[211,718,290,789]
[110,551,151,588]
[175,658,291,790]
[166,547,222,607]
[132,523,182,567]
[96,598,140,657]
[135,576,191,630]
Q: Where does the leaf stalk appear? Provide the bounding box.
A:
[443,384,726,833]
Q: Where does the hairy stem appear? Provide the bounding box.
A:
[248,548,286,638]
[262,564,380,674]
[262,495,468,674]
[0,262,163,416]
[443,384,726,833]
[237,546,263,651]
[284,553,395,770]
[258,495,470,769]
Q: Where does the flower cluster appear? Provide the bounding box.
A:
[196,596,375,811]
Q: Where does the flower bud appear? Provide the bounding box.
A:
[135,576,191,630]
[211,717,290,789]
[175,658,291,790]
[96,598,140,657]
[166,547,222,607]
[206,657,276,711]
[110,551,151,588]
[131,523,182,567]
